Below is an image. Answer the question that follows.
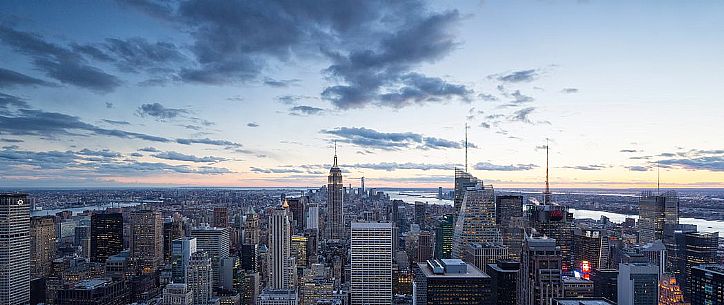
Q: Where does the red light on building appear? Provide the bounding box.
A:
[581,260,590,273]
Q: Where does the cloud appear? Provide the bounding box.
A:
[101,119,131,125]
[0,107,170,142]
[422,137,463,149]
[263,77,300,88]
[374,73,472,108]
[0,138,23,143]
[105,102,114,108]
[510,90,534,104]
[626,165,650,172]
[509,107,537,124]
[0,25,121,92]
[0,67,54,88]
[77,148,122,158]
[176,137,242,148]
[620,149,639,153]
[478,93,498,102]
[92,37,186,73]
[562,164,609,171]
[153,151,227,163]
[658,153,724,172]
[473,162,538,171]
[351,162,458,171]
[290,105,324,115]
[0,92,30,110]
[250,167,305,174]
[479,122,491,129]
[494,69,539,83]
[139,147,160,152]
[561,88,579,94]
[136,102,189,120]
[247,122,259,127]
[322,127,422,150]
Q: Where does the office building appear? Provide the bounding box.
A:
[213,207,229,228]
[291,235,308,269]
[240,243,257,272]
[518,236,564,305]
[163,283,194,305]
[415,201,427,228]
[689,264,724,305]
[573,229,611,273]
[413,258,492,305]
[527,204,574,272]
[617,262,659,305]
[257,289,298,305]
[553,299,615,305]
[31,215,57,278]
[172,237,198,283]
[0,193,31,305]
[453,168,479,213]
[327,151,344,241]
[91,212,124,263]
[496,195,523,225]
[451,182,501,258]
[684,231,719,298]
[591,269,618,302]
[465,242,509,272]
[164,216,185,263]
[56,278,130,305]
[486,260,519,305]
[269,205,293,289]
[187,251,213,305]
[416,231,435,263]
[286,196,308,233]
[191,225,230,288]
[659,274,687,305]
[434,214,455,259]
[75,225,91,258]
[638,191,679,243]
[243,208,260,245]
[562,276,594,298]
[130,209,163,273]
[306,203,319,231]
[350,222,393,305]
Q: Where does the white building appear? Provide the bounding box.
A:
[0,194,30,305]
[269,205,294,289]
[257,289,298,305]
[187,251,213,305]
[191,225,230,288]
[350,222,393,305]
[306,203,319,231]
[163,283,194,305]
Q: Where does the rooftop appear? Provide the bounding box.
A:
[351,222,392,229]
[418,259,489,279]
[554,298,615,305]
[74,278,111,290]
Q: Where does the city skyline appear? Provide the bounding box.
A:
[1,1,723,188]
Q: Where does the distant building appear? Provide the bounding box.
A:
[56,278,130,305]
[573,228,611,272]
[269,205,293,289]
[658,274,687,305]
[350,222,393,305]
[684,231,719,299]
[91,212,124,263]
[0,193,31,305]
[689,264,724,305]
[465,242,509,272]
[257,288,298,305]
[191,225,230,288]
[31,215,57,278]
[453,168,479,214]
[187,251,213,305]
[327,151,344,241]
[496,195,525,259]
[291,235,308,269]
[562,276,594,298]
[243,208,260,245]
[434,214,455,259]
[553,298,615,305]
[163,283,194,305]
[415,201,427,228]
[416,231,435,263]
[451,181,501,258]
[527,204,574,272]
[213,207,229,228]
[496,195,523,225]
[591,269,618,302]
[486,260,519,305]
[172,237,198,283]
[518,236,564,305]
[286,196,308,233]
[617,262,659,305]
[163,216,184,262]
[638,191,678,243]
[413,258,492,305]
[130,209,163,273]
[306,203,319,231]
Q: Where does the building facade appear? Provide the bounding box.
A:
[350,222,393,305]
[0,193,31,305]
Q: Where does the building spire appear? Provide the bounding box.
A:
[333,140,338,167]
[544,139,551,204]
[657,160,660,195]
[465,123,468,172]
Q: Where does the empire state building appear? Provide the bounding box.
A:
[327,150,344,241]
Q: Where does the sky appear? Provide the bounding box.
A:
[0,0,723,189]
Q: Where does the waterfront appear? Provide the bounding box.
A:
[31,202,142,217]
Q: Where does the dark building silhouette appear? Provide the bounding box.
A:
[434,214,455,259]
[591,269,618,302]
[414,259,492,305]
[487,260,519,305]
[91,213,124,263]
[689,264,724,305]
[684,231,719,299]
[56,278,129,305]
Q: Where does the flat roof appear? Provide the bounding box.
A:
[555,298,615,305]
[417,261,489,279]
[351,222,392,229]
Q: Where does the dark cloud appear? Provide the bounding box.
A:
[105,102,114,108]
[494,69,539,83]
[263,77,300,88]
[136,102,189,119]
[375,73,472,108]
[561,88,579,94]
[0,25,121,92]
[154,151,227,163]
[422,137,463,149]
[139,147,160,152]
[322,127,422,150]
[0,67,53,88]
[510,90,534,104]
[0,138,23,143]
[98,37,186,73]
[658,151,724,171]
[479,122,491,129]
[77,149,121,158]
[101,119,131,125]
[247,122,259,127]
[562,164,609,171]
[129,152,143,157]
[250,167,305,174]
[0,92,30,110]
[290,105,324,116]
[620,149,638,153]
[226,96,244,102]
[176,137,242,148]
[0,107,170,142]
[509,107,537,124]
[474,162,537,171]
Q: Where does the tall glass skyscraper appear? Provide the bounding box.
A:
[451,180,501,258]
[639,191,679,243]
[91,212,124,263]
[0,193,30,305]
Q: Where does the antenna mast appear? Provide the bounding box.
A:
[657,160,660,195]
[465,123,468,172]
[544,139,551,204]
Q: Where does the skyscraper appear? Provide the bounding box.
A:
[172,237,198,283]
[689,264,724,305]
[327,149,344,241]
[350,222,393,305]
[496,195,523,225]
[617,262,660,305]
[465,242,509,273]
[415,201,427,228]
[163,216,184,263]
[451,181,501,258]
[573,228,611,273]
[286,196,307,233]
[0,193,31,305]
[243,208,260,245]
[30,215,57,278]
[191,225,230,288]
[305,203,319,231]
[213,207,229,228]
[453,168,479,214]
[187,251,213,305]
[496,195,525,259]
[91,212,124,263]
[486,260,520,305]
[290,235,308,269]
[434,214,455,259]
[518,236,564,305]
[130,209,163,273]
[413,258,492,305]
[683,231,719,299]
[269,205,292,289]
[638,191,679,243]
[527,204,574,272]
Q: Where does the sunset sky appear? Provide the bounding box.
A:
[1,1,723,189]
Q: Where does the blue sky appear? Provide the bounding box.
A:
[0,0,722,188]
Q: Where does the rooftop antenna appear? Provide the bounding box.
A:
[333,140,338,167]
[657,160,660,195]
[465,123,468,172]
[544,138,551,204]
